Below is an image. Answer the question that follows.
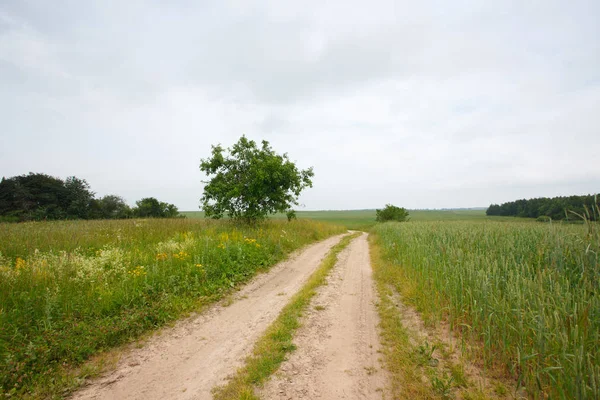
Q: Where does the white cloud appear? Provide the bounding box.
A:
[0,0,598,210]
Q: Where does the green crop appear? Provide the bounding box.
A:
[373,219,599,398]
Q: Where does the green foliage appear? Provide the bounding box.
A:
[486,194,599,220]
[132,197,179,218]
[200,136,314,223]
[0,218,345,396]
[0,173,181,221]
[375,204,409,222]
[0,173,95,221]
[92,195,132,219]
[63,176,95,219]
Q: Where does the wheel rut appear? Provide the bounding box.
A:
[259,233,388,399]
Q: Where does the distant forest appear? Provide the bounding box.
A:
[486,194,598,221]
[0,172,180,222]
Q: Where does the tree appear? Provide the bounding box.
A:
[376,204,409,222]
[0,173,69,221]
[63,176,95,219]
[199,136,314,223]
[132,197,180,218]
[95,195,132,219]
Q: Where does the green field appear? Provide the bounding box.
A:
[182,208,505,230]
[0,218,345,397]
[372,219,599,398]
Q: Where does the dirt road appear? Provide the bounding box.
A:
[259,233,387,399]
[72,234,346,400]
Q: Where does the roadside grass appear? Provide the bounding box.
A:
[369,234,439,399]
[212,232,361,400]
[371,219,600,398]
[0,218,345,398]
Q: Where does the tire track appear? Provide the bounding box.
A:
[259,233,388,399]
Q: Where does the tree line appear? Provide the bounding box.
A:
[0,172,180,222]
[486,194,598,221]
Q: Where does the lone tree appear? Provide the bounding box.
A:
[376,204,409,222]
[200,136,314,223]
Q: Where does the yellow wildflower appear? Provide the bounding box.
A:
[156,253,168,261]
[173,251,190,260]
[128,265,147,277]
[15,257,26,271]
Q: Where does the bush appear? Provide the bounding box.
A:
[376,204,409,222]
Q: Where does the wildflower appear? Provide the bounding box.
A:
[195,263,203,268]
[15,257,26,271]
[156,253,168,261]
[128,265,147,277]
[217,243,225,250]
[173,251,190,260]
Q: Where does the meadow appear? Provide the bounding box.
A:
[372,219,599,398]
[0,218,345,397]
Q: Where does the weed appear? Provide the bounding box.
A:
[364,366,378,375]
[431,373,454,399]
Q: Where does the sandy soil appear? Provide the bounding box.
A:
[71,234,346,400]
[259,233,388,400]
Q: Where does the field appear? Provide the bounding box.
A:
[182,208,500,230]
[371,219,600,398]
[0,218,345,397]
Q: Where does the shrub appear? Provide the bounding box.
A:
[376,204,409,222]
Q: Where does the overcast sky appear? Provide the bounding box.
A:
[1,1,598,211]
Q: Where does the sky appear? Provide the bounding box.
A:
[1,0,599,211]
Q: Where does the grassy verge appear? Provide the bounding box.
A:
[212,232,362,400]
[371,220,600,398]
[369,234,442,399]
[0,219,345,398]
[370,233,514,399]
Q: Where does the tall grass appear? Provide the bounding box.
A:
[0,218,345,397]
[373,219,599,398]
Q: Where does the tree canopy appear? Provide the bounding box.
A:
[133,197,180,218]
[200,136,314,223]
[376,204,409,222]
[0,173,179,221]
[486,194,598,221]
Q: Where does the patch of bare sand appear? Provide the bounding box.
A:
[259,233,388,400]
[71,234,346,400]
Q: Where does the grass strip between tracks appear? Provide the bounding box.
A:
[212,232,361,400]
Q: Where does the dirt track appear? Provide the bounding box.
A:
[259,233,387,399]
[72,234,346,400]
